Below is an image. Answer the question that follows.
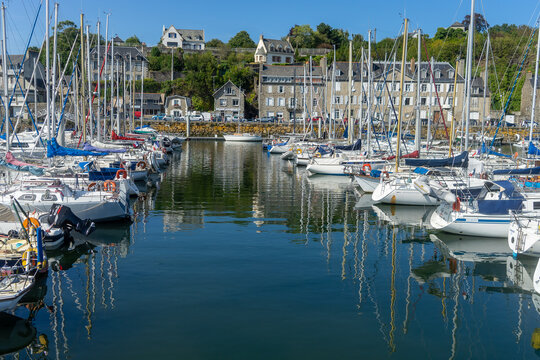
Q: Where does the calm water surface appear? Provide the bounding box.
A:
[5,141,540,359]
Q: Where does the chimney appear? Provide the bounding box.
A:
[410,57,415,74]
[162,25,165,34]
[320,56,327,71]
[260,34,263,41]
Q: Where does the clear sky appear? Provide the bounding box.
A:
[3,0,540,54]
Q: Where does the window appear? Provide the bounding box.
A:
[471,98,479,107]
[18,194,36,201]
[435,84,441,92]
[289,98,296,107]
[448,70,455,78]
[233,99,239,106]
[226,87,233,94]
[334,109,341,119]
[267,85,273,93]
[392,83,399,91]
[448,97,454,106]
[278,85,284,93]
[220,99,227,106]
[405,84,411,92]
[421,97,427,105]
[313,98,317,107]
[272,56,281,62]
[168,33,177,38]
[449,84,455,92]
[266,97,274,106]
[173,100,180,106]
[334,96,341,104]
[421,84,427,92]
[435,70,441,79]
[404,97,411,106]
[335,82,341,92]
[267,112,275,117]
[285,57,292,63]
[41,193,58,202]
[278,97,285,106]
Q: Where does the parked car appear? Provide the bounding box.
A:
[173,116,185,122]
[259,116,276,123]
[189,114,203,121]
[152,113,166,120]
[163,115,172,121]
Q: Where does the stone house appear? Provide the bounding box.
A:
[326,60,488,127]
[161,26,205,50]
[448,21,467,32]
[213,80,245,120]
[254,36,294,65]
[164,95,191,117]
[133,93,165,116]
[258,62,325,122]
[0,49,46,119]
[520,72,540,123]
[89,45,147,81]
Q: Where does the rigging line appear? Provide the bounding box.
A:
[434,0,465,61]
[490,26,536,148]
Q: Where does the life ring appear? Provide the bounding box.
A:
[88,182,97,191]
[362,163,372,173]
[296,149,302,155]
[136,161,146,170]
[314,152,322,158]
[104,180,117,192]
[381,171,390,179]
[23,217,40,231]
[515,133,521,142]
[115,169,128,179]
[452,196,461,212]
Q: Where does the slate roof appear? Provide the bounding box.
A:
[89,45,147,62]
[176,29,204,42]
[212,80,244,97]
[262,38,293,54]
[0,51,46,90]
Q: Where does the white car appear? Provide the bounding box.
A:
[189,115,203,121]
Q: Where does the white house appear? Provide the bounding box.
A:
[254,35,294,65]
[161,25,205,50]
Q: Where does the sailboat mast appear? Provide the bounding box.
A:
[103,14,109,138]
[347,39,353,144]
[80,13,85,142]
[464,0,476,150]
[329,45,335,139]
[110,36,114,136]
[358,47,364,143]
[97,20,101,141]
[415,29,421,152]
[367,30,372,156]
[428,56,433,148]
[1,2,8,152]
[482,35,489,143]
[449,59,459,157]
[86,25,92,140]
[51,3,58,139]
[530,19,540,144]
[140,64,144,128]
[395,18,408,173]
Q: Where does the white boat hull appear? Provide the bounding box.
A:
[223,134,262,142]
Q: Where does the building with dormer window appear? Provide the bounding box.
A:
[161,25,205,50]
[254,35,294,65]
[213,80,245,120]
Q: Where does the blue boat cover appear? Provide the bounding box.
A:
[83,142,126,153]
[413,167,430,175]
[492,166,540,175]
[0,158,44,175]
[528,142,540,156]
[47,138,109,158]
[335,139,362,151]
[404,151,469,168]
[476,180,524,215]
[88,167,123,181]
[315,145,333,156]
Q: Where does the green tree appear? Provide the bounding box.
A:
[228,31,256,48]
[125,35,142,45]
[206,38,225,48]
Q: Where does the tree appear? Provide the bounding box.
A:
[228,31,256,48]
[206,38,225,48]
[462,13,490,32]
[125,35,142,45]
[287,24,315,49]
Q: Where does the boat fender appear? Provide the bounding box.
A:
[137,161,147,169]
[452,197,461,212]
[515,133,521,142]
[115,169,128,179]
[362,164,372,173]
[104,180,117,192]
[22,249,37,268]
[88,182,97,191]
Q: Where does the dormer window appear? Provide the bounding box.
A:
[435,70,442,79]
[270,45,275,51]
[421,69,428,78]
[448,70,455,78]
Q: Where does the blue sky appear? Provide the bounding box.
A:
[3,0,540,54]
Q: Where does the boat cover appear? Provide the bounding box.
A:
[47,138,108,158]
[383,150,419,161]
[404,151,469,168]
[0,152,45,175]
[83,142,126,153]
[492,166,540,175]
[476,180,524,215]
[528,141,540,156]
[111,131,144,142]
[335,139,361,151]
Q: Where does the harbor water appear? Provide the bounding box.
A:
[6,141,540,359]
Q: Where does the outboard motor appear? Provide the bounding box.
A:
[47,204,96,237]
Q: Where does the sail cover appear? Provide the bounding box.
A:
[0,152,45,175]
[383,150,419,161]
[492,166,540,175]
[404,151,469,168]
[335,139,362,151]
[528,142,540,156]
[111,131,144,142]
[47,138,109,158]
[83,142,126,153]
